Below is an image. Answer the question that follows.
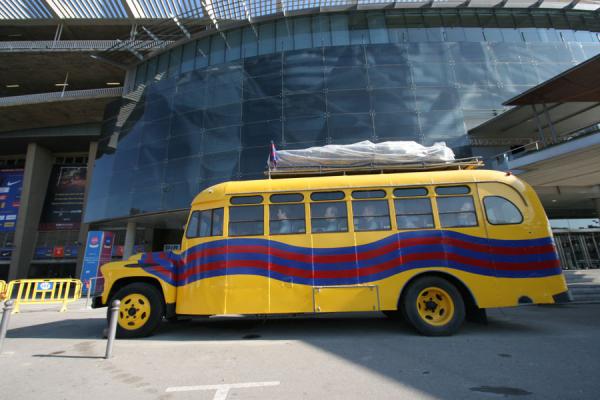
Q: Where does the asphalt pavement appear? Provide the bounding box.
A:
[1,301,599,400]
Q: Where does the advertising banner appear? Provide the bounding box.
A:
[39,165,87,231]
[0,169,24,232]
[80,231,114,296]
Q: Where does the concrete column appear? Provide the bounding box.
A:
[8,143,54,280]
[123,221,136,260]
[75,141,98,278]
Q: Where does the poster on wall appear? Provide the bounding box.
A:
[39,165,87,231]
[0,169,24,232]
[80,231,114,296]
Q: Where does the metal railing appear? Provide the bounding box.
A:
[0,40,172,52]
[5,279,82,313]
[0,87,123,107]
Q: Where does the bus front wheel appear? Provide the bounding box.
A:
[402,276,465,336]
[109,283,164,338]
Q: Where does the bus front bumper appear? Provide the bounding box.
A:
[552,290,573,304]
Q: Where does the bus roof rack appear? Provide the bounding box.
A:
[266,157,484,178]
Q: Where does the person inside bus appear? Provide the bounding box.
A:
[456,198,476,227]
[323,205,341,232]
[275,208,292,234]
[359,204,380,231]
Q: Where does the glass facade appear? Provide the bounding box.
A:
[86,9,600,222]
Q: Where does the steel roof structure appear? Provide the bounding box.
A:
[2,0,599,21]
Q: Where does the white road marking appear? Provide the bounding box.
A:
[166,381,280,400]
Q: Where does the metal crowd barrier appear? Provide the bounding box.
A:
[0,280,6,300]
[5,279,82,314]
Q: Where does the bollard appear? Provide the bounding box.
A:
[105,300,120,359]
[0,300,15,354]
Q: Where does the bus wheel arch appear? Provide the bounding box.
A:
[108,280,166,338]
[398,272,481,335]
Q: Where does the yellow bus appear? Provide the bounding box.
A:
[92,169,569,337]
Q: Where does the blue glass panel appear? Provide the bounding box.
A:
[168,134,203,160]
[131,188,162,214]
[173,84,205,114]
[142,118,170,143]
[284,116,327,145]
[171,110,203,137]
[574,31,595,43]
[483,28,503,42]
[367,12,388,44]
[240,146,270,176]
[244,73,282,99]
[283,65,323,92]
[522,28,541,42]
[144,97,171,122]
[157,52,169,78]
[164,156,202,183]
[426,28,444,42]
[582,44,600,59]
[294,17,312,49]
[331,14,350,46]
[203,126,241,154]
[204,104,242,129]
[408,43,448,62]
[366,44,408,65]
[535,63,574,82]
[369,65,411,88]
[205,84,242,108]
[242,27,258,58]
[201,151,240,180]
[449,42,489,62]
[163,181,199,210]
[329,114,373,143]
[168,46,182,77]
[138,139,167,167]
[284,93,325,118]
[109,168,133,194]
[374,113,420,141]
[259,23,276,55]
[209,35,226,65]
[276,19,293,52]
[181,42,196,73]
[195,38,210,69]
[226,29,242,61]
[412,63,455,87]
[133,162,163,190]
[407,28,428,42]
[243,97,282,123]
[558,30,576,43]
[445,27,466,42]
[313,14,332,47]
[459,89,509,110]
[501,29,523,43]
[416,88,460,111]
[117,125,143,150]
[242,120,282,147]
[420,110,466,139]
[327,90,370,114]
[245,53,281,77]
[145,57,158,83]
[463,28,485,42]
[454,63,497,86]
[489,43,529,62]
[371,89,416,113]
[324,46,365,66]
[325,67,367,90]
[285,49,323,66]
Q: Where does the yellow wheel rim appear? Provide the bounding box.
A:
[118,294,151,331]
[416,287,455,326]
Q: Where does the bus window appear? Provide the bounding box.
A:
[437,196,478,228]
[231,195,263,205]
[352,190,386,199]
[270,204,306,235]
[311,191,345,201]
[435,186,470,195]
[270,193,304,203]
[352,200,391,231]
[186,208,224,238]
[393,187,428,197]
[483,196,523,225]
[229,205,264,236]
[395,198,434,229]
[310,202,348,233]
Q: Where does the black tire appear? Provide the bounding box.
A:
[109,283,164,338]
[402,276,465,336]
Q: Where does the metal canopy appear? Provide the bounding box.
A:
[506,53,600,106]
[1,0,599,20]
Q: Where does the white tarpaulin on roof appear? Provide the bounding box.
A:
[274,141,455,168]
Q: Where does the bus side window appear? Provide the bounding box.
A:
[229,205,264,236]
[310,202,348,233]
[483,196,523,225]
[437,196,478,228]
[270,203,306,235]
[186,208,224,238]
[352,200,391,231]
[395,198,434,229]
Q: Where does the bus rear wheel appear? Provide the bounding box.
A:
[402,276,465,336]
[109,283,164,338]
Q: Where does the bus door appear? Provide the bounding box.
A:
[310,190,377,313]
[225,196,269,314]
[477,182,536,304]
[267,193,313,313]
[432,184,498,304]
